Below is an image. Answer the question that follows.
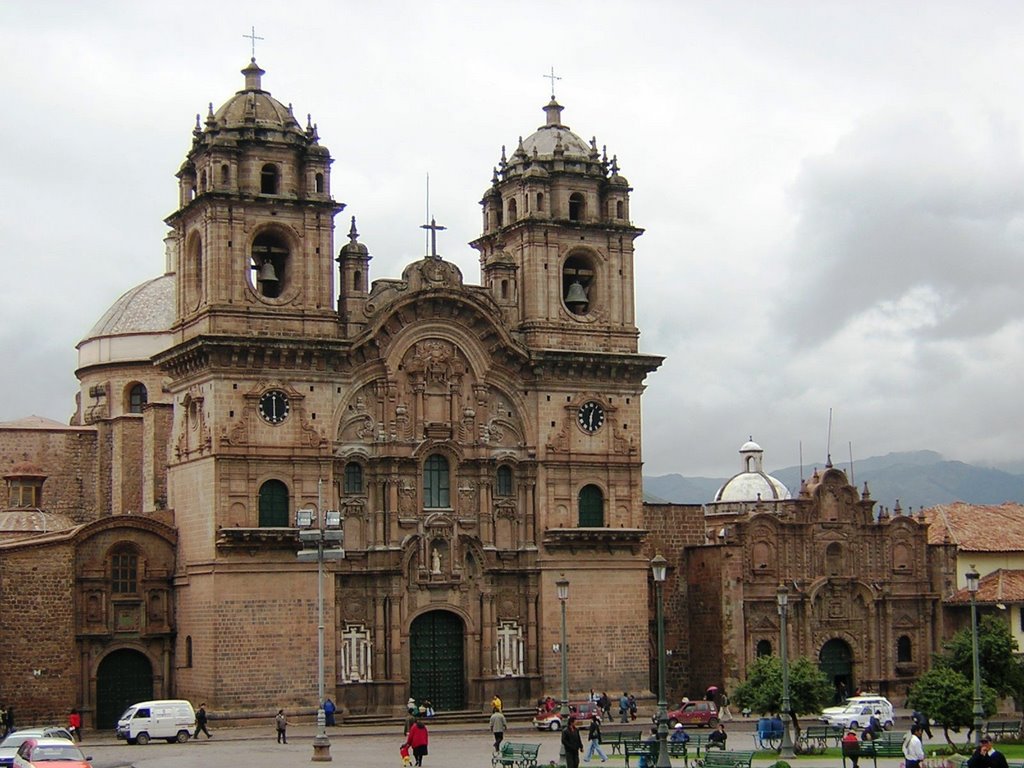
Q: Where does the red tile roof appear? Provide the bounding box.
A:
[946,569,1024,605]
[922,502,1024,552]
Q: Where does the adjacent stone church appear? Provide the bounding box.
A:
[0,59,662,727]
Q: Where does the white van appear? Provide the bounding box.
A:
[115,699,195,745]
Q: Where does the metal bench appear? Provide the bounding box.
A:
[841,740,879,768]
[699,749,754,768]
[623,739,658,768]
[866,733,905,758]
[986,720,1023,740]
[491,742,541,768]
[602,729,643,755]
[799,724,844,753]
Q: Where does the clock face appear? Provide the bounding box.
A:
[577,401,605,434]
[258,390,290,424]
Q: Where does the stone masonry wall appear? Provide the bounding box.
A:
[0,426,98,522]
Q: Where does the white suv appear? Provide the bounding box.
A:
[820,695,894,731]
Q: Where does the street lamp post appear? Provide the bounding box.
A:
[966,568,983,746]
[297,500,345,763]
[776,584,795,759]
[557,577,570,767]
[651,555,671,768]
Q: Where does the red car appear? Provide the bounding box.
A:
[665,701,719,728]
[532,701,600,731]
[12,738,91,768]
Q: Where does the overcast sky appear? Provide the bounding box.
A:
[2,1,1022,480]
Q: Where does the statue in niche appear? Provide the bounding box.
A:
[431,547,442,574]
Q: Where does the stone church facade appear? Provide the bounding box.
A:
[0,59,662,727]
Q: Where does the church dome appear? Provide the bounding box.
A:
[0,508,75,535]
[205,59,305,141]
[85,275,175,338]
[713,439,792,503]
[520,99,593,159]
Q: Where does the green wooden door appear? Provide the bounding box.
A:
[410,610,465,711]
[96,649,154,729]
[819,638,854,701]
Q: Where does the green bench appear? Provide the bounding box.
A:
[841,740,878,768]
[986,719,1023,740]
[623,739,657,768]
[699,749,754,768]
[867,733,905,758]
[799,724,844,752]
[602,729,643,755]
[492,742,540,768]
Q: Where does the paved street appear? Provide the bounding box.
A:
[67,718,920,768]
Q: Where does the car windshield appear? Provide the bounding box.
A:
[1,733,41,747]
[31,745,85,761]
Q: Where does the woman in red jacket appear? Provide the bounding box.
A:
[406,714,429,767]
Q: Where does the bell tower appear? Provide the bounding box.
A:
[165,58,344,341]
[470,97,642,354]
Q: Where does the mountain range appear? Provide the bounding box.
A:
[643,450,1024,511]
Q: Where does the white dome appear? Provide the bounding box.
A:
[740,440,762,452]
[714,473,791,502]
[77,274,175,368]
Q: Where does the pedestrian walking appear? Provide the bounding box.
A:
[583,715,608,763]
[903,724,925,768]
[324,698,337,726]
[561,717,584,768]
[619,693,629,723]
[275,709,288,744]
[406,714,429,767]
[68,709,82,742]
[489,705,508,753]
[194,702,212,739]
[717,689,733,721]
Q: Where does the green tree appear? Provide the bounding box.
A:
[938,615,1024,699]
[907,666,997,747]
[732,655,833,743]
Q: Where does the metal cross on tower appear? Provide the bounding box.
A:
[243,26,264,59]
[544,66,562,99]
[420,217,446,259]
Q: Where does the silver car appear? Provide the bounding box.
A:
[0,728,74,768]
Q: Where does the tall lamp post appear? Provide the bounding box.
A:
[966,568,983,746]
[651,555,671,768]
[297,503,345,762]
[557,577,570,767]
[776,584,795,759]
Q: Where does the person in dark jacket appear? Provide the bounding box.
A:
[561,717,584,768]
[194,703,212,739]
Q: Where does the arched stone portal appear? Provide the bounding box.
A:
[819,638,854,704]
[96,649,153,729]
[410,610,465,711]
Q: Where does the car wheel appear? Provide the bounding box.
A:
[708,718,719,728]
[176,730,190,743]
[550,720,562,731]
[136,732,150,746]
[849,721,859,731]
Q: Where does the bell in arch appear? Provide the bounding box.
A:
[565,279,588,312]
[257,260,278,284]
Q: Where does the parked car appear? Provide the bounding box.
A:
[116,699,195,744]
[0,730,74,768]
[819,696,894,731]
[532,701,600,731]
[664,700,719,728]
[12,737,90,768]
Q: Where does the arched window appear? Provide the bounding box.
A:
[200,170,208,192]
[251,231,289,299]
[569,192,585,221]
[537,192,544,211]
[111,549,138,594]
[897,635,912,663]
[258,479,289,527]
[261,163,279,194]
[185,636,193,667]
[315,172,324,193]
[507,198,518,222]
[424,454,450,509]
[220,164,230,185]
[578,484,603,527]
[500,279,508,300]
[128,383,148,414]
[495,466,513,497]
[616,200,624,218]
[344,462,363,495]
[562,253,594,315]
[353,270,362,291]
[756,640,772,657]
[825,542,842,576]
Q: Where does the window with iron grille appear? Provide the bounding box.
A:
[112,552,138,594]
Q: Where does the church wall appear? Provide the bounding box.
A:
[142,403,173,512]
[0,539,77,722]
[643,502,707,701]
[109,415,143,515]
[538,564,649,698]
[0,425,98,523]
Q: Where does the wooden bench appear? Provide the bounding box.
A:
[986,719,1023,740]
[623,739,658,768]
[491,742,540,768]
[602,729,643,755]
[799,724,844,752]
[867,733,904,758]
[841,740,878,768]
[699,749,754,768]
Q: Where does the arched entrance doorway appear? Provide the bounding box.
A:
[96,649,154,729]
[819,638,854,705]
[410,610,465,711]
